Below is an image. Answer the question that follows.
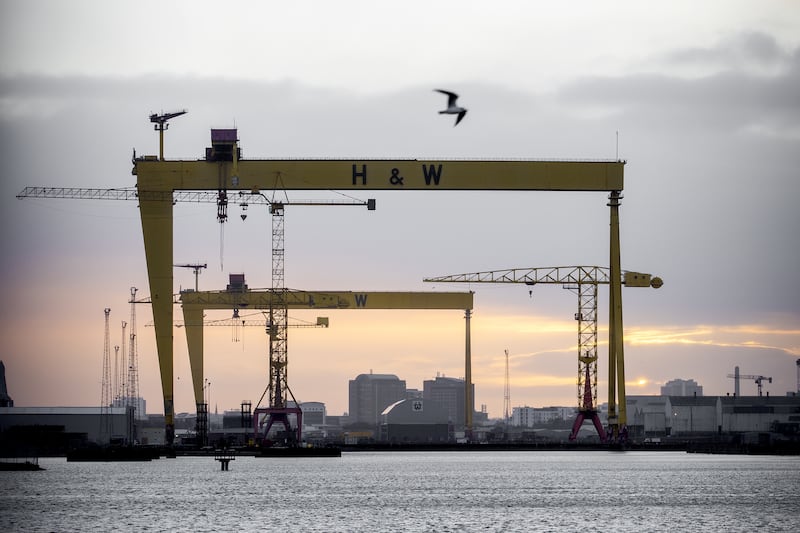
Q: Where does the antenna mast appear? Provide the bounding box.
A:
[504,349,511,434]
[127,287,140,439]
[100,308,112,443]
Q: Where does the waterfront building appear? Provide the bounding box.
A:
[406,388,423,400]
[348,373,407,426]
[423,375,473,431]
[380,398,450,443]
[661,378,704,397]
[0,361,13,407]
[112,396,147,420]
[0,406,133,448]
[626,394,800,439]
[300,401,326,427]
[512,406,575,427]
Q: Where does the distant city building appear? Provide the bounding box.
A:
[423,375,473,430]
[661,379,703,397]
[112,396,147,420]
[380,398,450,442]
[0,361,12,407]
[512,406,574,427]
[222,408,251,429]
[406,388,423,400]
[349,373,407,426]
[626,394,800,440]
[300,401,326,427]
[0,406,133,446]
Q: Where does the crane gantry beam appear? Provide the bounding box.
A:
[175,288,473,443]
[424,266,662,440]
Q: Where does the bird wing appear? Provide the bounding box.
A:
[434,89,459,107]
[454,110,467,126]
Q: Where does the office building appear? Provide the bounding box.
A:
[661,378,703,397]
[348,373,406,426]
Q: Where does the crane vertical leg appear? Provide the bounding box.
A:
[183,305,208,445]
[182,306,205,406]
[139,197,175,446]
[608,190,626,441]
[464,309,473,441]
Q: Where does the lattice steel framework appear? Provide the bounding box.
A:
[268,203,294,410]
[565,281,599,414]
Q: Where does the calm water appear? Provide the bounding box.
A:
[1,451,798,532]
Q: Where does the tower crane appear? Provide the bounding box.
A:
[174,263,207,292]
[425,266,663,442]
[149,109,187,160]
[727,370,773,397]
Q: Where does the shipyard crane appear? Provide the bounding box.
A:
[424,266,663,442]
[175,263,207,292]
[727,369,773,397]
[19,118,627,446]
[149,109,187,160]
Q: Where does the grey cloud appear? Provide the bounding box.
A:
[557,47,800,138]
[663,31,790,69]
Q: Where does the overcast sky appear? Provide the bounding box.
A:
[1,1,798,418]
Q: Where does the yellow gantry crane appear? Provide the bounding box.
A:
[424,266,663,441]
[19,116,627,445]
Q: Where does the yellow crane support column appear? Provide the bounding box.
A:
[608,190,625,437]
[138,197,176,445]
[183,306,205,406]
[465,309,473,441]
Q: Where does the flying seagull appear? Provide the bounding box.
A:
[435,89,467,126]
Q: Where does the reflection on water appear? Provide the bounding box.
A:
[1,451,798,532]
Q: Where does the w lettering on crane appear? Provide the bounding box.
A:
[354,293,369,307]
[422,164,443,186]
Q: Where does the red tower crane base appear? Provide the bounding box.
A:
[569,365,607,442]
[254,406,303,446]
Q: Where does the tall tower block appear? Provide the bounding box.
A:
[0,360,13,407]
